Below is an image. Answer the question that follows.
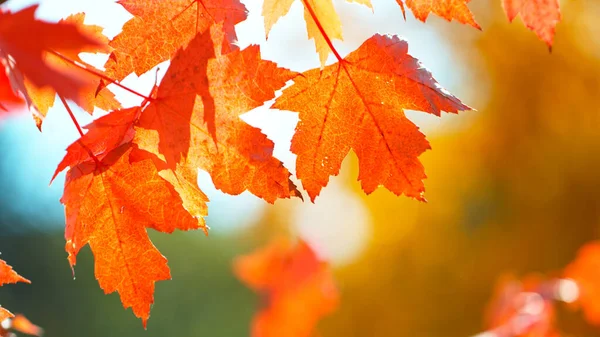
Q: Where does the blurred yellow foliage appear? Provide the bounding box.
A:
[266,1,600,336]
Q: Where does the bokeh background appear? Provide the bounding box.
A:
[1,0,600,336]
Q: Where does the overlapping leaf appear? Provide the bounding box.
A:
[234,238,339,337]
[0,5,108,123]
[502,0,561,47]
[0,67,25,117]
[53,107,140,181]
[273,34,470,201]
[134,30,301,203]
[103,0,247,81]
[61,144,206,326]
[22,13,120,128]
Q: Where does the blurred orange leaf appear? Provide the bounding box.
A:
[6,314,43,336]
[563,241,600,326]
[234,238,339,337]
[483,274,560,337]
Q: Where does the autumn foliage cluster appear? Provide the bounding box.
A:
[1,0,595,336]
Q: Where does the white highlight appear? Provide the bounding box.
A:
[556,278,579,303]
[1,317,12,330]
[471,332,497,337]
[293,181,372,266]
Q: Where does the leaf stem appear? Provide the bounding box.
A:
[60,95,85,137]
[58,95,101,165]
[49,50,153,102]
[300,0,344,63]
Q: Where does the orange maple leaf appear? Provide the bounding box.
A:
[61,144,206,326]
[563,241,600,326]
[396,0,480,29]
[0,5,108,117]
[134,31,301,203]
[234,238,339,337]
[502,0,561,48]
[0,259,29,287]
[22,13,120,129]
[0,259,30,322]
[273,34,470,201]
[103,0,247,81]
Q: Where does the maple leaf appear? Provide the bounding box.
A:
[61,144,206,326]
[234,238,339,337]
[502,0,561,48]
[134,31,301,203]
[273,34,470,201]
[103,0,247,81]
[21,13,120,129]
[52,107,140,182]
[0,5,108,115]
[396,0,480,29]
[263,0,372,66]
[0,66,25,117]
[0,259,30,322]
[563,241,600,326]
[0,259,29,287]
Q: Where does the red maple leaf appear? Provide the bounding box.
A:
[21,12,120,128]
[0,66,25,117]
[0,5,108,124]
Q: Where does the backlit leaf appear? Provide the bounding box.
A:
[273,34,470,201]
